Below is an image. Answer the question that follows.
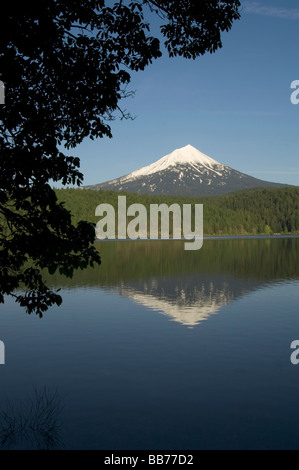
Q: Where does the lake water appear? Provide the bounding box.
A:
[1,237,299,450]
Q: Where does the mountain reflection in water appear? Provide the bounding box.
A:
[107,276,245,326]
[44,237,299,327]
[3,237,299,450]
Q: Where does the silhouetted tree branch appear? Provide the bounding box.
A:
[0,0,240,315]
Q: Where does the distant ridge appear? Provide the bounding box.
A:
[84,144,290,196]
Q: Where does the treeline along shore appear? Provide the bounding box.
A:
[54,186,299,237]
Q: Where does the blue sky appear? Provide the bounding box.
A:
[64,0,299,187]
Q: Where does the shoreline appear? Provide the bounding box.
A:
[95,234,299,242]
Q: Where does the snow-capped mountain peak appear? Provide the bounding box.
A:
[128,144,221,179]
[84,144,287,196]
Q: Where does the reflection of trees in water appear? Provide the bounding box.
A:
[0,388,63,450]
[44,238,299,289]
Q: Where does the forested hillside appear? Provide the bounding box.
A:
[54,186,299,236]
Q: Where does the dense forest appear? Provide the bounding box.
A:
[54,186,299,236]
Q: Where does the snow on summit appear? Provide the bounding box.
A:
[128,145,221,179]
[84,143,287,196]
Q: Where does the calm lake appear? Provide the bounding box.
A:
[1,236,299,449]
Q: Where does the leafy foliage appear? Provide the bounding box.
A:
[0,0,241,315]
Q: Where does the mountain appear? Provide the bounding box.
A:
[84,144,288,196]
